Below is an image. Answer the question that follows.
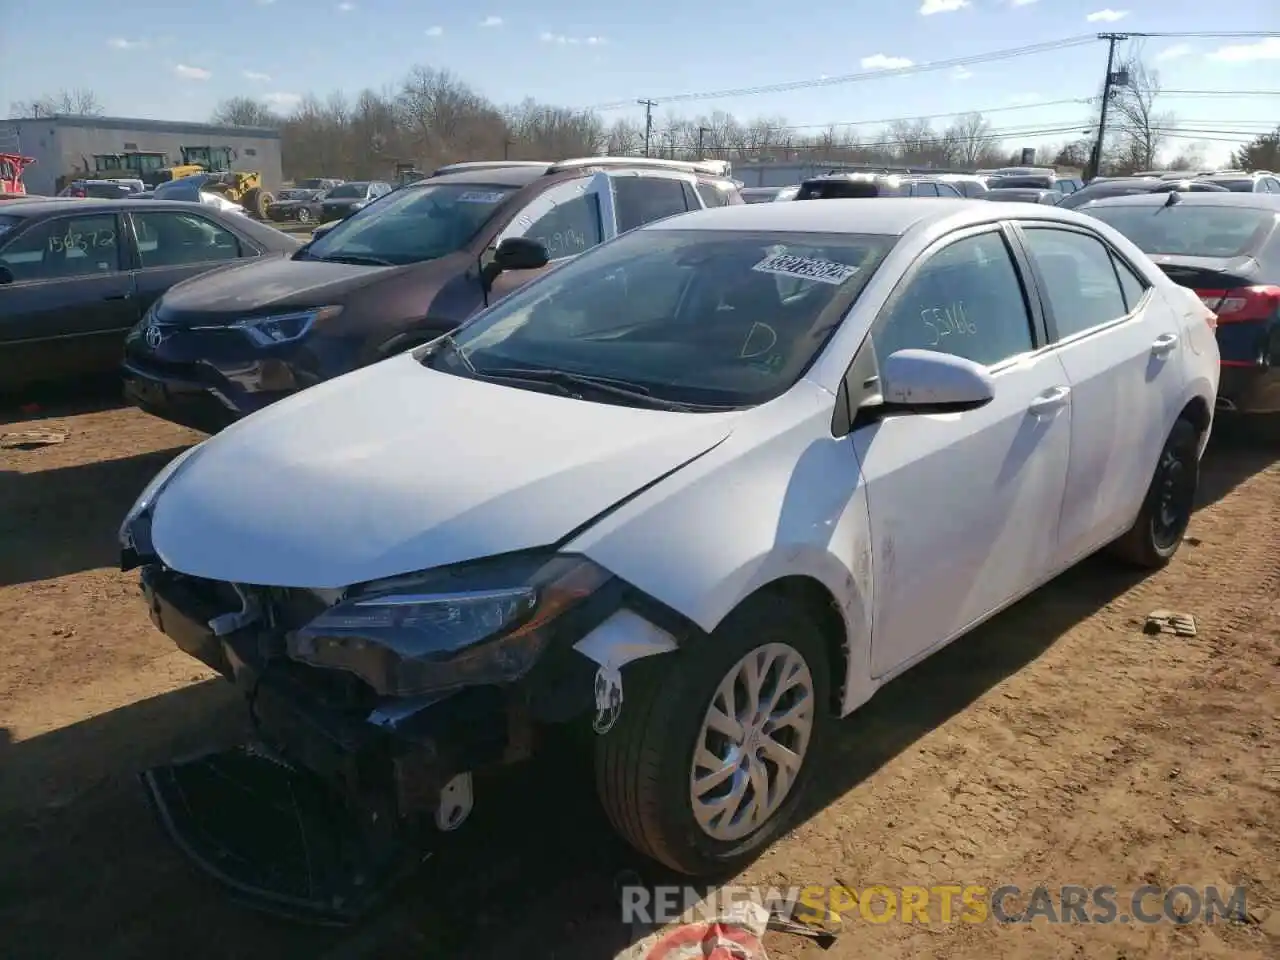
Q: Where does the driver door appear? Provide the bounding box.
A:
[485,173,616,304]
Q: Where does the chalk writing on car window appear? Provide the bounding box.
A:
[920,302,976,347]
[738,321,778,359]
[49,229,115,253]
[457,191,508,204]
[752,252,858,286]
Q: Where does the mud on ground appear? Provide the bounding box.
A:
[1,397,1277,960]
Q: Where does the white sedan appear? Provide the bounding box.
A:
[121,198,1219,903]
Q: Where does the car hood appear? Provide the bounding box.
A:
[157,255,407,320]
[149,355,739,588]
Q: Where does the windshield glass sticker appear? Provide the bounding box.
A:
[456,190,508,204]
[752,252,858,286]
[593,664,623,735]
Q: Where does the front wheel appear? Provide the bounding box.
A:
[595,599,830,876]
[1108,417,1200,568]
[296,206,313,224]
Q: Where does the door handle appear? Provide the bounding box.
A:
[103,292,132,301]
[1028,385,1071,417]
[1151,333,1179,356]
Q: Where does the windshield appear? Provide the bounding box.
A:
[1087,205,1277,258]
[429,227,894,407]
[797,180,883,200]
[990,175,1053,189]
[326,183,368,198]
[306,182,515,265]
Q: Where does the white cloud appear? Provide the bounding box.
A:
[861,53,913,70]
[539,31,606,45]
[174,64,212,80]
[480,15,503,26]
[1085,8,1128,22]
[1155,43,1193,62]
[337,2,355,10]
[243,69,272,81]
[107,37,148,49]
[919,0,969,14]
[425,25,444,36]
[952,66,973,80]
[264,92,302,109]
[1207,37,1280,63]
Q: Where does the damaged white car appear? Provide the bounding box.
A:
[121,199,1218,920]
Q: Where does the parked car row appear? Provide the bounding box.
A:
[116,185,1231,918]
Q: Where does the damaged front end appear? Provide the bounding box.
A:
[127,533,644,922]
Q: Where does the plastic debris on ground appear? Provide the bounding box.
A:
[613,899,771,960]
[1,430,68,449]
[140,745,425,925]
[1143,610,1198,638]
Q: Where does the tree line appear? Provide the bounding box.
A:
[10,62,1279,181]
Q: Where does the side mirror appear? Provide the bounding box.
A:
[481,236,549,287]
[875,349,995,416]
[0,265,13,285]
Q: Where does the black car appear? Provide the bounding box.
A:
[795,173,963,199]
[1058,176,1229,209]
[319,181,393,222]
[267,188,327,224]
[0,198,299,394]
[1084,192,1280,417]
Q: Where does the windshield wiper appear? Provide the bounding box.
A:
[475,366,708,411]
[314,253,395,267]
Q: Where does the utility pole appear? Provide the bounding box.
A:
[697,126,710,158]
[503,138,514,160]
[1087,32,1127,182]
[637,99,657,157]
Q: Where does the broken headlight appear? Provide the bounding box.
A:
[286,554,611,697]
[232,305,340,347]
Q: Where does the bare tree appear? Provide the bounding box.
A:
[1165,142,1209,171]
[1109,59,1174,173]
[10,88,103,118]
[212,97,279,128]
[944,112,1001,167]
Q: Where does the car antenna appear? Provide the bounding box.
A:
[1163,189,1180,207]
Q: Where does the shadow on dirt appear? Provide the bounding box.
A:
[1,446,1275,960]
[1196,418,1280,509]
[0,374,127,426]
[0,445,191,587]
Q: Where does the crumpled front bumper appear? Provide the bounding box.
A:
[136,564,595,921]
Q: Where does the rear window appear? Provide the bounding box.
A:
[990,175,1053,189]
[1086,204,1277,258]
[797,180,882,200]
[1204,179,1254,192]
[326,183,368,198]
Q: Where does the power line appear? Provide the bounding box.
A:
[1162,89,1280,97]
[1115,30,1280,38]
[586,35,1098,110]
[775,98,1092,132]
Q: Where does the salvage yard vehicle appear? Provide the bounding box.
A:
[266,186,327,224]
[1082,191,1280,418]
[984,187,1061,205]
[123,198,1219,920]
[0,153,35,198]
[795,173,963,199]
[0,198,299,394]
[318,180,394,221]
[120,157,746,432]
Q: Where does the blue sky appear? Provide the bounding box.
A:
[2,0,1277,164]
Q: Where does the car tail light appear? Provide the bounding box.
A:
[1194,285,1280,324]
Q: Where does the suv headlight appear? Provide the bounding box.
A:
[286,554,612,697]
[233,305,340,346]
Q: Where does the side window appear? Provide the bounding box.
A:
[695,182,728,208]
[874,231,1034,367]
[681,181,701,209]
[1110,253,1150,312]
[522,190,603,260]
[0,214,120,282]
[613,177,690,233]
[936,182,962,198]
[912,182,939,197]
[1020,227,1130,338]
[131,211,241,269]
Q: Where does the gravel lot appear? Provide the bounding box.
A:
[1,395,1277,960]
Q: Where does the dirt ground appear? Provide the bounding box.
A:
[1,394,1278,960]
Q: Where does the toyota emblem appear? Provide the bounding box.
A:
[144,323,165,349]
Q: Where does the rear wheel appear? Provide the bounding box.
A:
[241,187,271,219]
[1109,417,1199,568]
[296,206,313,223]
[595,598,829,876]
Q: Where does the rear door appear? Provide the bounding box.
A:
[486,172,615,302]
[1011,222,1184,567]
[0,210,138,386]
[125,209,257,316]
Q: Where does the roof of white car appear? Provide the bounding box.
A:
[646,197,1087,235]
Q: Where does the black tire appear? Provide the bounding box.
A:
[1108,417,1200,568]
[241,187,271,219]
[296,206,313,224]
[594,597,831,876]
